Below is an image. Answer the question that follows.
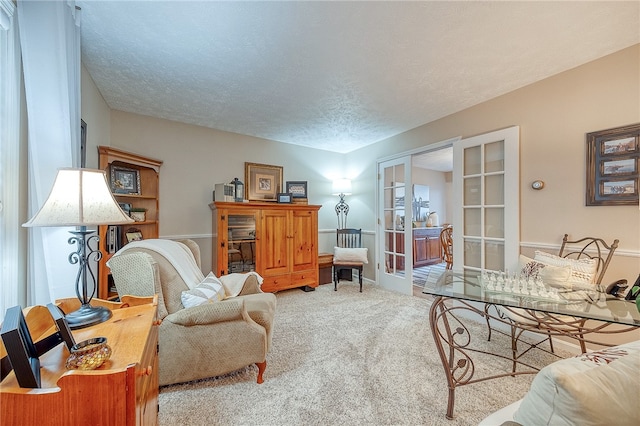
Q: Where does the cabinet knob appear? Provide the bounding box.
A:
[139,366,153,376]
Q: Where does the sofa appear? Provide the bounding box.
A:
[106,238,276,386]
[479,340,640,425]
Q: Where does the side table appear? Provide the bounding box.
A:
[1,297,159,425]
[319,253,333,285]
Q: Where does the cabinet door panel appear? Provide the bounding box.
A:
[291,209,317,272]
[260,210,290,276]
[426,237,442,262]
[414,238,428,263]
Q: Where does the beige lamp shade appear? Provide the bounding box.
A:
[332,178,352,196]
[23,168,134,227]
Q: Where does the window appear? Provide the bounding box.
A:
[0,0,21,321]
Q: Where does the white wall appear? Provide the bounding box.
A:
[412,167,449,225]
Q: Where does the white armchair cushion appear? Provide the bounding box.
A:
[181,272,226,308]
[514,340,640,426]
[333,247,368,264]
[534,250,598,285]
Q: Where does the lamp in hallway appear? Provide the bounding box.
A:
[23,168,134,329]
[332,178,352,229]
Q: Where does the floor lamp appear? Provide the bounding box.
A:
[332,178,352,229]
[23,168,134,329]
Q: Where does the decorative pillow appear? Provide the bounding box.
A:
[534,250,598,285]
[514,341,640,426]
[181,272,226,308]
[333,247,368,264]
[518,254,572,287]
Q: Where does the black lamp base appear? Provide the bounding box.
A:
[65,303,112,330]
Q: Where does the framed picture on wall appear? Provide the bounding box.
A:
[586,123,640,206]
[244,162,283,201]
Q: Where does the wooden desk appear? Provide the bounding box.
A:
[1,300,159,425]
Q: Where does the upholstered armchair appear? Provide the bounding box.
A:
[106,239,276,386]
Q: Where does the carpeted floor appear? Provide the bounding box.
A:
[158,282,567,425]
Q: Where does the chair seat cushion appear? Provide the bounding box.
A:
[513,340,640,426]
[333,247,368,263]
[333,261,364,268]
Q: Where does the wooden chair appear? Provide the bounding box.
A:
[333,228,364,292]
[486,234,619,366]
[440,225,453,270]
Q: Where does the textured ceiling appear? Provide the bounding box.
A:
[78,1,640,153]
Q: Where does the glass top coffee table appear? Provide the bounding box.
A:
[422,270,640,420]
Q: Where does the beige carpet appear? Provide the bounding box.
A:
[159,283,567,425]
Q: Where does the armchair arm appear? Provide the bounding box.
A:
[219,273,263,296]
[164,298,247,326]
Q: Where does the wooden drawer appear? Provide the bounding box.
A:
[292,270,317,288]
[262,274,292,292]
[413,227,442,238]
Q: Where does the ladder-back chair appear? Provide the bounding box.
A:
[333,228,365,292]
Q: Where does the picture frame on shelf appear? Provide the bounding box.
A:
[586,123,639,206]
[125,228,143,243]
[245,162,283,201]
[277,193,293,203]
[110,165,141,195]
[286,181,308,198]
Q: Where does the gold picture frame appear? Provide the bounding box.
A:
[244,162,283,201]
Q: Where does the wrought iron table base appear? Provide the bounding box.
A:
[429,296,639,420]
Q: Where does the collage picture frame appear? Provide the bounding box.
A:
[586,123,640,206]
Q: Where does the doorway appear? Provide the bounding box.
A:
[411,147,453,289]
[377,138,458,296]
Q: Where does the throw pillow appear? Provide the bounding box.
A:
[181,272,226,308]
[333,247,368,264]
[518,254,572,287]
[513,340,640,426]
[534,250,598,285]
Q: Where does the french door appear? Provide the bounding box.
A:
[452,126,520,281]
[377,156,412,295]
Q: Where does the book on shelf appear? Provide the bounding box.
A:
[106,225,123,253]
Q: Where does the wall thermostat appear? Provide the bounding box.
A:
[531,180,545,190]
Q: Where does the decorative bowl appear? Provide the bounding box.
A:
[65,337,112,370]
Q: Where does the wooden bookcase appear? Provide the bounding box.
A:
[210,202,321,292]
[97,146,163,299]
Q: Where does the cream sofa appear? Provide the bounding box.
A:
[106,239,276,386]
[479,340,640,426]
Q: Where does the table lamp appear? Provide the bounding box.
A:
[23,168,134,329]
[332,178,352,229]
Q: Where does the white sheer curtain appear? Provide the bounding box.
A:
[18,0,82,304]
[0,0,21,321]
